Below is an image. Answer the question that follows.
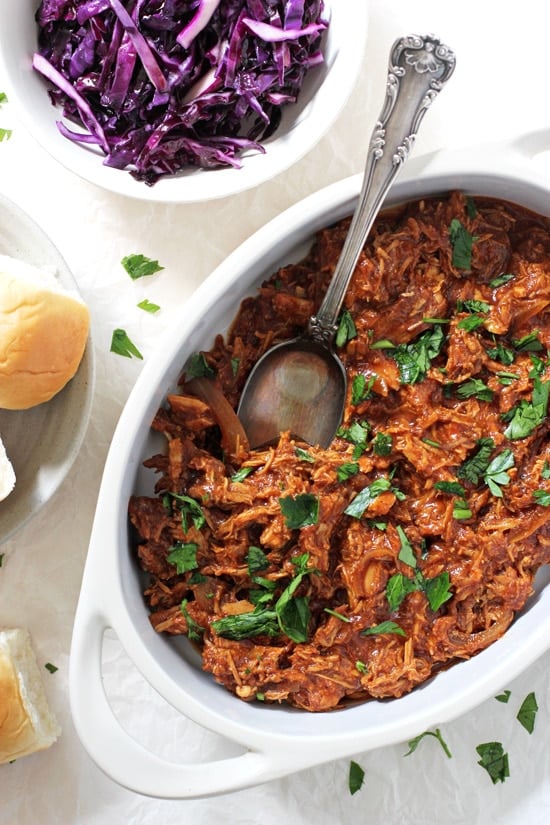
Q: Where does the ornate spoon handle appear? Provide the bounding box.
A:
[310,34,456,342]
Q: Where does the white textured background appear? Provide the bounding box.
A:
[1,1,550,822]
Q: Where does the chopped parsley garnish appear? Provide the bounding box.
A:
[166,492,206,531]
[121,253,164,279]
[324,608,351,622]
[542,460,550,480]
[404,728,452,759]
[344,477,392,518]
[110,328,143,359]
[457,313,486,332]
[533,489,550,506]
[516,691,538,733]
[180,599,204,642]
[336,420,370,457]
[372,431,393,456]
[495,689,511,703]
[336,462,360,482]
[385,528,452,612]
[390,325,445,384]
[483,449,515,497]
[487,339,515,366]
[0,127,12,142]
[476,741,510,784]
[212,553,314,643]
[335,309,357,347]
[167,542,198,573]
[361,620,406,637]
[456,299,490,314]
[512,330,544,352]
[137,298,161,313]
[455,378,494,402]
[295,447,315,463]
[186,352,215,378]
[457,437,495,485]
[44,662,58,674]
[503,378,549,440]
[246,546,269,574]
[489,272,515,288]
[449,218,477,269]
[434,481,467,496]
[231,466,255,482]
[279,493,319,529]
[351,373,376,404]
[348,760,365,795]
[453,498,473,520]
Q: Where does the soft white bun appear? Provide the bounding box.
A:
[0,628,61,765]
[0,436,15,501]
[0,254,90,410]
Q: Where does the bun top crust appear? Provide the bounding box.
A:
[0,255,90,410]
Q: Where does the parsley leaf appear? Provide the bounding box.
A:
[457,313,485,332]
[167,492,206,532]
[449,219,477,269]
[361,620,406,637]
[404,728,452,758]
[348,760,365,795]
[279,493,319,529]
[110,328,143,359]
[121,253,164,279]
[372,431,393,456]
[351,373,376,404]
[483,449,515,497]
[533,489,550,507]
[336,309,357,347]
[489,273,515,288]
[137,298,161,313]
[396,525,416,567]
[434,481,467,496]
[231,466,255,482]
[455,378,494,402]
[503,378,549,440]
[246,546,269,574]
[487,339,515,366]
[167,542,198,574]
[336,462,360,482]
[344,478,392,518]
[186,352,215,378]
[457,437,495,485]
[476,742,510,784]
[44,662,58,674]
[513,330,544,352]
[516,691,538,734]
[495,689,511,703]
[180,599,205,642]
[390,325,445,384]
[386,573,419,612]
[423,571,453,611]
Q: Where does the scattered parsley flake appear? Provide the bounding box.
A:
[348,760,365,795]
[513,330,544,352]
[295,447,315,463]
[490,272,515,288]
[495,689,511,703]
[44,662,58,674]
[372,431,393,456]
[137,298,160,313]
[351,373,376,404]
[483,449,515,497]
[336,462,360,482]
[404,727,452,759]
[230,466,255,482]
[457,437,495,485]
[503,378,549,440]
[110,328,143,359]
[516,691,538,734]
[246,546,269,574]
[180,599,204,642]
[534,489,550,507]
[476,741,510,784]
[324,608,351,622]
[455,378,493,402]
[121,253,164,279]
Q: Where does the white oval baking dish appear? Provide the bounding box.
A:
[70,129,550,799]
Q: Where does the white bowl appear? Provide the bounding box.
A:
[0,1,368,203]
[69,129,550,799]
[0,192,95,544]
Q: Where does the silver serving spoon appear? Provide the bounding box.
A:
[238,34,456,449]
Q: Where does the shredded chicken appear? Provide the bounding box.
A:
[129,192,550,711]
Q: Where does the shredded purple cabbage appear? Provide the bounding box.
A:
[34,0,328,185]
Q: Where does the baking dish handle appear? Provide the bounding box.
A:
[69,607,279,800]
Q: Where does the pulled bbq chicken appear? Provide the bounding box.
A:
[129,192,550,711]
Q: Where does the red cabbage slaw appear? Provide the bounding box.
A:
[33,1,328,186]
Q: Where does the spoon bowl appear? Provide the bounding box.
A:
[238,34,456,448]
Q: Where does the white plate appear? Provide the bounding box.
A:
[0,192,95,544]
[0,0,368,203]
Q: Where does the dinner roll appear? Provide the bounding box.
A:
[0,254,90,409]
[0,628,61,765]
[0,436,15,501]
